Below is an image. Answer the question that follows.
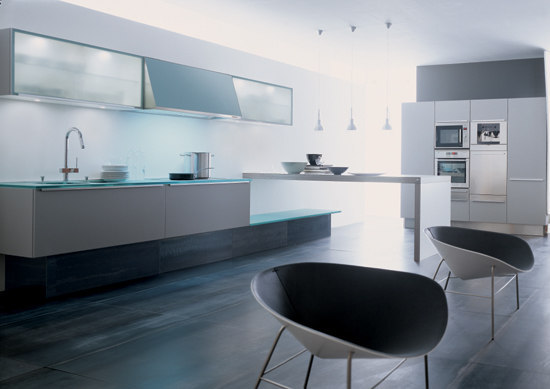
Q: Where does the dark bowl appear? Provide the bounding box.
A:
[306,153,323,166]
[169,173,195,180]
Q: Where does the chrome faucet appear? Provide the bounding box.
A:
[60,127,85,181]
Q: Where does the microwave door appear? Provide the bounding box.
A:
[436,125,463,148]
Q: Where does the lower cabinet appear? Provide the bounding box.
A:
[34,186,166,257]
[451,189,470,221]
[469,196,507,223]
[165,182,250,238]
[0,181,252,258]
[507,180,547,225]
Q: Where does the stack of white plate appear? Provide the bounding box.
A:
[303,164,332,174]
[101,164,129,181]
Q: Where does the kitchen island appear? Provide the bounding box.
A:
[0,178,338,298]
[243,172,451,262]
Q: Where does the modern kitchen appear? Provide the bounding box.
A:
[1,0,550,388]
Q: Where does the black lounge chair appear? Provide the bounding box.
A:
[425,226,535,340]
[251,262,448,388]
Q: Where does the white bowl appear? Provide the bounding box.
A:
[281,162,307,174]
[328,166,348,175]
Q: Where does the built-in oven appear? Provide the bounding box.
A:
[435,122,469,149]
[435,149,469,188]
[470,120,507,146]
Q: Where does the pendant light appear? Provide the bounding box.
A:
[314,29,324,132]
[382,21,392,131]
[346,25,357,131]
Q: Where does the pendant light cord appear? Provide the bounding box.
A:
[350,25,356,118]
[317,29,323,114]
[385,22,391,119]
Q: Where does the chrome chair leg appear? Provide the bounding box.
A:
[491,266,495,341]
[516,274,520,310]
[432,258,444,281]
[424,355,429,389]
[304,354,314,388]
[443,271,451,291]
[255,326,286,389]
[347,352,353,389]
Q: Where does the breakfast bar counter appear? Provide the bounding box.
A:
[242,172,451,262]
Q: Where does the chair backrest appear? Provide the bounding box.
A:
[251,262,448,359]
[425,226,534,279]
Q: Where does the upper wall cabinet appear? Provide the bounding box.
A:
[0,29,142,107]
[143,58,293,124]
[0,30,143,107]
[471,99,508,121]
[435,100,470,122]
[144,57,242,118]
[232,77,293,125]
[0,29,293,125]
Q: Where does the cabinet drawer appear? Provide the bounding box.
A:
[34,186,165,256]
[470,197,506,223]
[165,182,250,238]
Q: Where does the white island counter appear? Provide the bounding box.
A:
[242,173,451,262]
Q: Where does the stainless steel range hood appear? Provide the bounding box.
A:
[143,57,242,119]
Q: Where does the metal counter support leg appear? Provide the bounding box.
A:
[491,265,495,341]
[414,181,421,262]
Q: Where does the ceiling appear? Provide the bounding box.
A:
[61,0,550,76]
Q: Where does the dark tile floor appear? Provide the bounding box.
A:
[1,217,549,388]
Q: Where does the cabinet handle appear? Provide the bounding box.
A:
[168,181,249,186]
[471,199,506,203]
[39,184,164,192]
[509,178,544,182]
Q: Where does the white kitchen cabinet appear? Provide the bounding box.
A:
[435,100,470,122]
[470,99,507,121]
[507,97,547,225]
[232,77,293,125]
[165,182,250,238]
[451,189,469,221]
[0,29,142,107]
[400,102,435,221]
[34,186,166,257]
[507,181,547,225]
[0,188,34,257]
[470,196,507,223]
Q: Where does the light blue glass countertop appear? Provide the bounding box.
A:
[0,178,250,189]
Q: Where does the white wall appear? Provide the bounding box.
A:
[0,0,368,226]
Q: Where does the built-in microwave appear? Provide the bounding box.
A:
[435,122,469,149]
[435,149,469,188]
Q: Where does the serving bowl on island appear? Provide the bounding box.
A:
[281,162,307,174]
[328,166,348,175]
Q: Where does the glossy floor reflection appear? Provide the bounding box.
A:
[1,217,549,388]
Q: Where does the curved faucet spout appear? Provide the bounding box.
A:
[61,127,85,181]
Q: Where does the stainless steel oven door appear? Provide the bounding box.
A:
[435,154,469,188]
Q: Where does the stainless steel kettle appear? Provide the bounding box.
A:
[180,152,214,179]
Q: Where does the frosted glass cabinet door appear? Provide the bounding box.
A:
[13,31,142,107]
[233,77,293,125]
